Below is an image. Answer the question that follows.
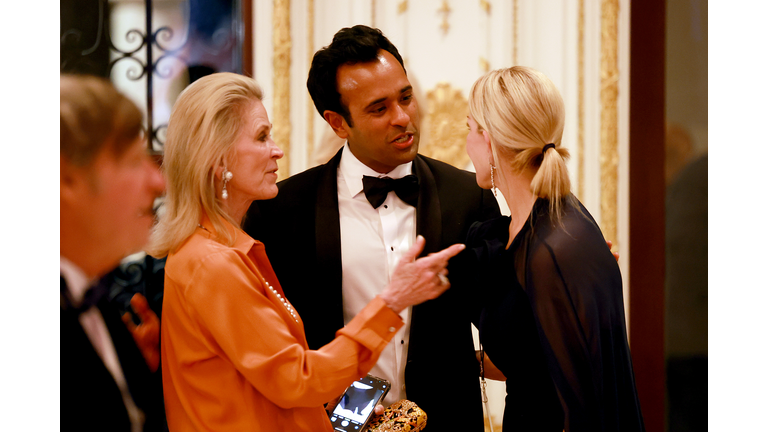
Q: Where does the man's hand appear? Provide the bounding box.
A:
[122,293,160,372]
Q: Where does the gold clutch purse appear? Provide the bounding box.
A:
[364,399,427,432]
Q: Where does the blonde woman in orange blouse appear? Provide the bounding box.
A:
[147,72,463,431]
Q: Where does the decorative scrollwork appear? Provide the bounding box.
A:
[421,83,470,169]
[153,26,189,53]
[81,0,105,56]
[154,54,185,79]
[60,0,104,57]
[110,55,148,81]
[109,28,148,56]
[153,125,168,150]
[104,254,167,319]
[209,27,234,51]
[61,0,242,154]
[60,29,83,47]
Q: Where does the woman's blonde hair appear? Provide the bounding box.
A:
[468,66,571,220]
[147,72,264,257]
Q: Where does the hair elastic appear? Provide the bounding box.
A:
[542,143,556,155]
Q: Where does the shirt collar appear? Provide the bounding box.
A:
[60,256,93,304]
[198,211,259,255]
[338,143,414,198]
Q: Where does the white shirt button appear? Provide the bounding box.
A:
[388,326,396,333]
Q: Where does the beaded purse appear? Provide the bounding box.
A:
[363,399,427,432]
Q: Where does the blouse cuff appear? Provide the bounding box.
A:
[336,296,404,353]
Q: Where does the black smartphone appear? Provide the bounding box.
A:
[328,374,390,431]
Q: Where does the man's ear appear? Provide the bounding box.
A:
[323,111,349,139]
[61,157,86,204]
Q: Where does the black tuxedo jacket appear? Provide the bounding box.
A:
[60,277,166,431]
[244,150,500,431]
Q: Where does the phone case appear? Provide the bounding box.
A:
[329,375,390,431]
[363,399,427,432]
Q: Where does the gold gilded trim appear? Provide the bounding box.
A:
[273,0,291,180]
[577,0,585,199]
[600,0,619,242]
[307,0,315,166]
[480,0,491,14]
[438,1,452,34]
[513,0,519,65]
[421,83,470,169]
[397,0,408,14]
[479,57,489,73]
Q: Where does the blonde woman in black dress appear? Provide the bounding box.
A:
[464,66,645,432]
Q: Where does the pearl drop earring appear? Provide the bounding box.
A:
[222,169,233,199]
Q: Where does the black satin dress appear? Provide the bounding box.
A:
[464,196,645,432]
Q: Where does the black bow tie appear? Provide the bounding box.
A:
[61,275,111,315]
[362,175,419,209]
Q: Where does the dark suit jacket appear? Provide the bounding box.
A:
[244,150,500,431]
[60,277,166,432]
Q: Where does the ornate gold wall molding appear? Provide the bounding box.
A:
[480,0,491,14]
[438,1,452,34]
[479,57,489,73]
[578,0,585,199]
[398,0,408,14]
[421,82,470,169]
[513,0,519,65]
[273,0,291,180]
[600,0,619,242]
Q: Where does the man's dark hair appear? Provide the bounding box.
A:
[307,25,406,126]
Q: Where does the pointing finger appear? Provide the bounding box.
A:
[401,235,426,263]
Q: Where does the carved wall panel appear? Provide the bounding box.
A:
[420,83,470,169]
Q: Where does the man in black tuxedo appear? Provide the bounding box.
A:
[244,25,499,431]
[60,75,167,431]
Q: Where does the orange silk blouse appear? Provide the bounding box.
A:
[161,217,403,431]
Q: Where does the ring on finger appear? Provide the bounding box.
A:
[438,274,449,285]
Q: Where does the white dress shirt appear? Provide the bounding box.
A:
[337,144,416,406]
[61,257,144,432]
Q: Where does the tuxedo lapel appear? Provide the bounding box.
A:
[60,276,135,431]
[407,155,443,368]
[314,149,344,324]
[412,155,442,255]
[98,297,152,405]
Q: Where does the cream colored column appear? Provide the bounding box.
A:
[273,0,291,180]
[600,0,619,246]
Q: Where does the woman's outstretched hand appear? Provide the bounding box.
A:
[380,236,465,314]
